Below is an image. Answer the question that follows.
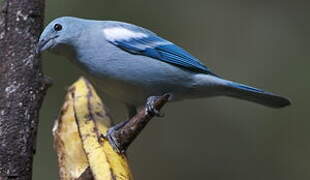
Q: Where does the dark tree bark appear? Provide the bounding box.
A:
[0,0,48,179]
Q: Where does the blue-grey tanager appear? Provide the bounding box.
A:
[37,17,290,118]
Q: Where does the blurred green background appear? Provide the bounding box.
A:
[26,0,309,179]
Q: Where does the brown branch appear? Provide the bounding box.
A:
[0,0,48,179]
[109,94,170,153]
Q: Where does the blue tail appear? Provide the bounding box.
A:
[225,82,291,108]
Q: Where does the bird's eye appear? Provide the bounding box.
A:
[54,24,63,31]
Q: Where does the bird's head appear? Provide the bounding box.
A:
[36,16,83,55]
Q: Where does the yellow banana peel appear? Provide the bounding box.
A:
[53,77,133,180]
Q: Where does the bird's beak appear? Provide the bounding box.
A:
[36,36,58,54]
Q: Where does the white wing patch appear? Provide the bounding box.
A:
[103,27,148,42]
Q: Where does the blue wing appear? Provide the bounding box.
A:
[103,24,214,74]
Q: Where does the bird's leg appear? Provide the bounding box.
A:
[103,105,137,153]
[145,94,172,117]
[104,95,171,152]
[104,119,129,153]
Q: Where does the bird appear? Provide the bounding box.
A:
[37,16,291,118]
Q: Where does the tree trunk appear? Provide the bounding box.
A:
[0,0,48,179]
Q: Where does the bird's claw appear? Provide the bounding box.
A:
[102,120,129,153]
[145,96,165,117]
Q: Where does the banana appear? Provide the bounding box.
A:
[53,77,133,180]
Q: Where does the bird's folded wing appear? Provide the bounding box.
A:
[103,25,212,74]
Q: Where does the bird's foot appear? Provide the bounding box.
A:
[145,95,170,117]
[103,120,129,153]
